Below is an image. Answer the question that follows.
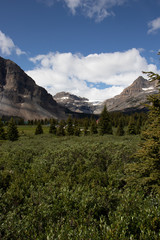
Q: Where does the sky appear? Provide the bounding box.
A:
[0,0,160,102]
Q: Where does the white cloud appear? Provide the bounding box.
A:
[64,0,81,14]
[0,30,26,56]
[78,0,127,22]
[26,48,159,102]
[39,0,127,21]
[148,17,160,34]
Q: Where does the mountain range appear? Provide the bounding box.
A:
[0,56,159,120]
[53,76,159,114]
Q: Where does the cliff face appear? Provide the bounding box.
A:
[0,57,67,120]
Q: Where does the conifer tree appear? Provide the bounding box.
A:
[0,118,6,140]
[126,58,160,193]
[90,119,98,135]
[127,116,136,135]
[66,116,74,136]
[7,118,19,141]
[35,122,43,135]
[135,117,141,134]
[56,120,65,136]
[98,105,112,135]
[116,120,125,136]
[49,119,57,134]
[83,118,89,136]
[74,119,81,136]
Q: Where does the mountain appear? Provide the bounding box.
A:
[0,57,68,120]
[53,92,94,114]
[94,76,159,114]
[54,76,159,115]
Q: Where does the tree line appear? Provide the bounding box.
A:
[0,108,148,141]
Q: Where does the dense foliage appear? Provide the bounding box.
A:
[0,131,160,239]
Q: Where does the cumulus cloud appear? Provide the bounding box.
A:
[148,17,160,34]
[39,0,127,21]
[0,30,26,56]
[26,48,159,102]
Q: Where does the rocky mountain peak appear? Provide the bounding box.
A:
[93,76,159,114]
[120,76,154,97]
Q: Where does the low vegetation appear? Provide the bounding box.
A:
[0,68,160,239]
[0,121,159,239]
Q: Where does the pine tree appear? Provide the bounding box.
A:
[98,105,112,135]
[116,120,125,136]
[0,118,6,140]
[90,119,98,135]
[56,120,65,136]
[35,122,43,135]
[127,116,136,135]
[135,117,141,134]
[66,116,74,136]
[7,118,19,141]
[49,119,57,134]
[126,60,160,193]
[83,118,90,136]
[74,119,81,136]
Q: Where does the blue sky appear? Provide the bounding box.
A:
[0,0,160,101]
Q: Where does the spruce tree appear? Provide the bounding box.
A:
[135,117,141,134]
[56,120,65,136]
[49,119,57,134]
[35,122,43,135]
[7,118,19,141]
[127,116,136,135]
[98,105,112,135]
[116,120,125,136]
[126,61,160,193]
[0,118,6,140]
[66,116,74,136]
[90,119,98,135]
[74,119,81,136]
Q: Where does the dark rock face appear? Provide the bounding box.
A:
[94,76,159,114]
[0,57,66,120]
[53,92,94,114]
